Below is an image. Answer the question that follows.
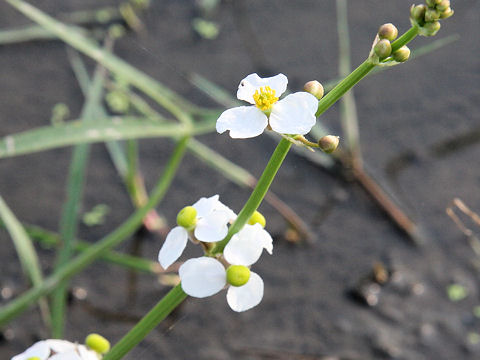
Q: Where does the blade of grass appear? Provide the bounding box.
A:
[51,41,110,338]
[16,223,164,275]
[0,195,50,327]
[67,49,167,232]
[0,136,190,326]
[5,0,199,123]
[0,116,212,159]
[336,0,361,163]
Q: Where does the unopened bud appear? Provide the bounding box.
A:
[439,7,454,19]
[378,23,398,41]
[424,8,440,22]
[248,210,266,228]
[426,0,437,7]
[393,46,411,62]
[411,4,427,23]
[436,0,450,11]
[423,20,441,36]
[226,265,250,287]
[176,206,197,230]
[374,39,392,59]
[86,333,111,354]
[303,80,324,100]
[318,135,339,154]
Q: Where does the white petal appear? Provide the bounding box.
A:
[212,202,237,222]
[45,340,76,354]
[50,350,82,360]
[269,92,318,135]
[179,257,226,298]
[216,106,268,139]
[192,194,219,218]
[226,272,264,312]
[194,210,230,242]
[12,341,50,360]
[237,73,288,103]
[223,224,273,266]
[158,226,188,270]
[77,346,99,360]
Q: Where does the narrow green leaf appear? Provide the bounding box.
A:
[0,117,212,159]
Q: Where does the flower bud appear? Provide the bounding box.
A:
[86,333,111,354]
[392,46,411,62]
[411,4,427,23]
[436,0,450,11]
[378,23,398,41]
[426,0,437,7]
[424,8,440,22]
[248,210,266,228]
[226,265,251,287]
[423,20,441,36]
[318,135,339,153]
[439,7,454,19]
[176,206,197,230]
[303,80,324,100]
[374,39,392,59]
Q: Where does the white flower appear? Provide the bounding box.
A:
[216,73,319,139]
[179,223,273,312]
[158,195,236,270]
[12,340,99,360]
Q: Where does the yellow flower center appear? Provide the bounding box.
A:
[253,86,278,111]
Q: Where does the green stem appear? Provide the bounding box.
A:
[104,284,187,360]
[316,26,419,118]
[212,137,292,254]
[0,137,189,327]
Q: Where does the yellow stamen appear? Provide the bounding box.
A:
[253,86,278,111]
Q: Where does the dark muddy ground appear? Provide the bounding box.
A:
[1,1,480,359]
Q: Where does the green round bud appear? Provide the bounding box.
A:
[423,20,441,36]
[425,8,440,22]
[303,80,324,100]
[176,206,197,230]
[436,0,450,12]
[318,135,339,154]
[86,333,111,354]
[411,4,427,23]
[393,46,411,62]
[425,0,436,7]
[374,39,392,59]
[439,7,454,19]
[378,23,398,41]
[106,90,129,113]
[248,210,266,228]
[226,265,251,287]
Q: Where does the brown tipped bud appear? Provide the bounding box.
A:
[393,46,411,62]
[411,4,427,23]
[378,23,398,41]
[436,0,450,11]
[423,20,441,36]
[374,39,392,59]
[439,7,454,19]
[425,8,440,22]
[318,135,339,154]
[303,80,324,100]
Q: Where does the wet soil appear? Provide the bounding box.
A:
[1,1,480,359]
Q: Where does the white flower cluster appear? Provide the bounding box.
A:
[158,195,273,312]
[12,340,100,360]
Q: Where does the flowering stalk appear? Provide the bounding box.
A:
[316,26,419,118]
[103,284,187,360]
[212,138,292,254]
